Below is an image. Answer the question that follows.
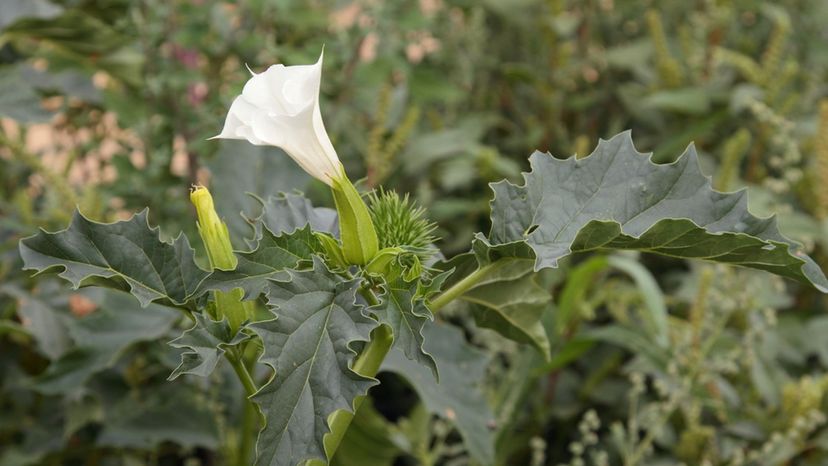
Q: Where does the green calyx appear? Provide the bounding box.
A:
[331,173,379,265]
[314,231,348,270]
[364,247,404,276]
[190,186,252,332]
[365,247,424,283]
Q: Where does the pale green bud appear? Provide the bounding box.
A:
[190,186,237,270]
[191,186,251,332]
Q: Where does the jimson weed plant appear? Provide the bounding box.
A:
[17,53,828,466]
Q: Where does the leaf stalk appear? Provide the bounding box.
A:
[429,262,497,312]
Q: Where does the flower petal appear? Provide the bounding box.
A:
[212,51,341,186]
[241,67,286,115]
[212,97,264,144]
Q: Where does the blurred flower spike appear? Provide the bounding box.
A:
[212,51,378,265]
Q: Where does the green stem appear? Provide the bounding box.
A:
[429,263,496,312]
[306,288,393,466]
[239,393,258,466]
[226,350,260,466]
[227,351,257,397]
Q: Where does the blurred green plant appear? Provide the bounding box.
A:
[2,0,828,465]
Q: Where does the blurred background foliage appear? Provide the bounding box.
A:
[2,0,828,465]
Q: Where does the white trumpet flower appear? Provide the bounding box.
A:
[212,52,343,186]
[212,51,379,265]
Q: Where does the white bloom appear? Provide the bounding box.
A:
[212,52,343,186]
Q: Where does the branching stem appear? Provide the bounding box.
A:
[429,262,497,312]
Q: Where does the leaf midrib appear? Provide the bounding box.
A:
[266,295,336,464]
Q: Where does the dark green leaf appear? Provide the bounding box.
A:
[1,283,71,360]
[97,384,220,449]
[255,192,338,240]
[251,258,377,466]
[369,282,437,378]
[555,255,610,334]
[642,87,712,115]
[20,66,101,102]
[19,209,209,306]
[199,225,321,300]
[33,289,179,394]
[483,132,828,292]
[0,65,52,122]
[401,116,495,175]
[606,255,669,346]
[0,0,62,29]
[167,313,250,380]
[382,323,495,466]
[586,325,671,368]
[532,337,596,376]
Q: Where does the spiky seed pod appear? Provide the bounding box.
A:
[368,189,437,260]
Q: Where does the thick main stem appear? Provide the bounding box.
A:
[429,262,496,312]
[226,350,260,466]
[238,386,259,466]
[227,350,258,399]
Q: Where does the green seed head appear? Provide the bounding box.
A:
[368,189,437,261]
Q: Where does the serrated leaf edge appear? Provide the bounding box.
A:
[19,209,210,306]
[249,257,378,466]
[485,131,828,292]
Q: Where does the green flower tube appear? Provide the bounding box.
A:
[331,173,379,265]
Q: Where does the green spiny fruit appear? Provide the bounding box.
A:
[368,189,437,261]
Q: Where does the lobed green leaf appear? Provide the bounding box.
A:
[254,192,338,240]
[250,257,378,466]
[369,281,437,379]
[19,209,209,306]
[198,225,321,300]
[167,313,251,380]
[482,131,828,291]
